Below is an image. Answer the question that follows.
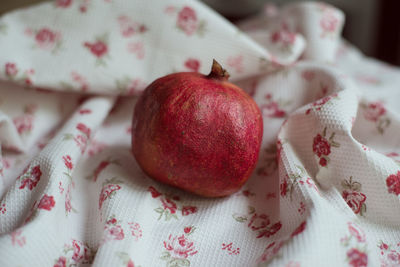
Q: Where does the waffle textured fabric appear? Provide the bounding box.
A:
[0,1,399,266]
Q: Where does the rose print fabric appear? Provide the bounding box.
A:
[0,1,400,266]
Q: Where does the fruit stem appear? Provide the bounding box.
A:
[207,59,230,81]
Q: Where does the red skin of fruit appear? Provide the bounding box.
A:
[132,68,263,197]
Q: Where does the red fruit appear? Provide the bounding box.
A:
[132,60,263,197]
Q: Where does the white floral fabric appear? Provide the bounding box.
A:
[0,1,400,267]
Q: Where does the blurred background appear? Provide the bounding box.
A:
[1,0,398,66]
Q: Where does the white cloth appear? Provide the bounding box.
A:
[0,1,400,266]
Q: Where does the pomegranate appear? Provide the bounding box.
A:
[132,60,263,197]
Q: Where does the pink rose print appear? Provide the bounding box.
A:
[72,240,90,262]
[364,102,386,122]
[270,23,296,52]
[99,177,123,209]
[260,93,287,118]
[227,55,244,74]
[5,62,18,77]
[71,72,89,92]
[222,242,240,255]
[163,234,198,259]
[55,0,72,8]
[286,261,301,267]
[116,252,137,267]
[76,123,91,138]
[305,92,338,115]
[53,256,67,267]
[291,221,306,237]
[85,41,107,57]
[248,213,282,238]
[102,215,125,243]
[87,139,107,157]
[184,58,200,72]
[26,27,62,52]
[347,222,365,243]
[10,229,26,247]
[347,248,368,267]
[0,203,6,214]
[341,176,367,215]
[83,33,110,66]
[19,164,42,190]
[117,15,147,37]
[379,241,400,267]
[13,114,34,135]
[386,171,400,196]
[312,127,340,167]
[127,41,145,60]
[320,10,339,37]
[177,6,197,36]
[181,206,197,216]
[148,186,162,198]
[342,191,366,214]
[258,241,284,264]
[63,155,73,170]
[313,134,331,157]
[362,101,390,134]
[128,222,142,241]
[161,198,177,214]
[38,194,55,211]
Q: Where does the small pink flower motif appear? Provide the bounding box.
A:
[163,234,198,259]
[386,171,400,196]
[184,227,192,234]
[62,155,73,170]
[177,6,198,36]
[128,222,143,241]
[10,229,26,247]
[127,42,145,59]
[364,102,386,122]
[291,221,306,237]
[184,58,200,72]
[161,198,177,214]
[71,72,89,92]
[259,241,284,263]
[126,78,146,96]
[74,135,88,154]
[19,165,42,190]
[227,55,243,73]
[342,190,367,214]
[5,63,18,77]
[35,28,60,49]
[71,239,91,263]
[88,140,107,157]
[313,134,331,157]
[76,123,91,138]
[261,102,286,118]
[65,185,72,213]
[181,206,197,216]
[379,242,389,251]
[99,184,121,209]
[248,213,270,231]
[320,11,339,34]
[270,28,296,46]
[346,248,368,267]
[106,225,125,241]
[84,41,108,58]
[148,186,162,198]
[347,222,365,243]
[53,256,67,267]
[13,114,34,135]
[55,0,72,8]
[285,261,301,267]
[280,178,288,197]
[38,194,56,211]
